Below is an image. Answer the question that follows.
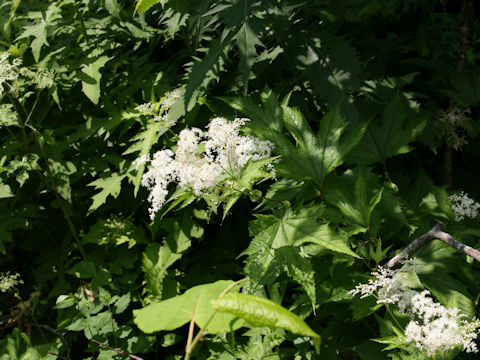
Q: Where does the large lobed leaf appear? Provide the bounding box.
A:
[349,92,427,164]
[242,205,359,307]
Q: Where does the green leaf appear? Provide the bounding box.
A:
[83,215,146,248]
[185,29,234,110]
[350,92,426,164]
[300,34,362,106]
[284,206,359,256]
[441,72,480,107]
[220,87,284,132]
[79,56,111,104]
[124,121,167,196]
[142,243,182,301]
[0,227,13,255]
[349,296,382,321]
[212,293,320,338]
[135,0,161,13]
[113,293,131,314]
[67,260,96,279]
[324,168,383,230]
[416,242,476,318]
[134,280,243,334]
[222,157,277,219]
[1,328,41,360]
[16,4,61,62]
[0,183,13,198]
[83,311,117,338]
[276,247,317,309]
[48,160,76,203]
[235,1,262,93]
[243,206,358,300]
[54,295,75,309]
[268,104,367,184]
[87,172,126,213]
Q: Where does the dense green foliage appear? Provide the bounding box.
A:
[1,0,480,359]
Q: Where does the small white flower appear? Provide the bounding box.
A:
[0,53,22,95]
[135,102,155,113]
[0,54,55,94]
[449,191,480,221]
[159,88,181,110]
[132,154,150,170]
[0,272,23,293]
[438,107,472,150]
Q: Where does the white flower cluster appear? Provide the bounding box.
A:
[438,107,472,150]
[137,117,275,219]
[0,271,23,293]
[135,102,155,113]
[19,67,55,89]
[449,191,480,222]
[404,291,480,355]
[135,88,182,128]
[350,260,480,356]
[0,53,22,95]
[0,53,55,96]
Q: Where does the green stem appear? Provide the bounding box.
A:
[74,1,88,43]
[5,85,30,152]
[24,89,41,127]
[385,304,404,331]
[3,125,19,144]
[184,279,248,360]
[35,136,88,260]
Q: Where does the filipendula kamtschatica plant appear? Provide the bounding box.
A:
[350,259,480,358]
[134,116,276,219]
[0,271,23,293]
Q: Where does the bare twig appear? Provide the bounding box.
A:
[48,352,71,360]
[386,222,480,268]
[90,339,144,360]
[32,323,70,359]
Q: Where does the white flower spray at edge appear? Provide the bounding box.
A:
[133,117,275,219]
[349,259,480,356]
[0,53,54,96]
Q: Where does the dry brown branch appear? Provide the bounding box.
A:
[386,222,480,268]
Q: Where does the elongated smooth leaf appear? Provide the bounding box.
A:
[134,280,243,334]
[212,293,320,338]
